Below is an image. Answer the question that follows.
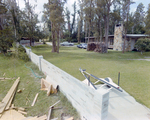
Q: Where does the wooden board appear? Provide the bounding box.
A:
[47,108,52,120]
[0,77,20,114]
[5,87,17,110]
[18,110,27,115]
[31,93,39,106]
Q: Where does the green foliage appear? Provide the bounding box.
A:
[17,45,30,62]
[135,38,150,52]
[145,4,150,35]
[0,28,14,55]
[0,2,7,14]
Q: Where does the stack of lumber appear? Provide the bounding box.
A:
[41,78,57,96]
[0,77,48,120]
[0,77,20,117]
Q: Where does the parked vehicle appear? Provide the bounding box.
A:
[60,41,74,46]
[77,43,87,49]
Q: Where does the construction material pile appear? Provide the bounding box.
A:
[87,42,107,53]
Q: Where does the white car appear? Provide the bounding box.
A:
[60,41,74,46]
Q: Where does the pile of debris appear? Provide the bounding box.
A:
[87,42,107,53]
[0,76,74,120]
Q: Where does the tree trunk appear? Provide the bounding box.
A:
[123,0,130,53]
[99,19,102,42]
[88,20,91,43]
[51,23,57,52]
[57,30,59,53]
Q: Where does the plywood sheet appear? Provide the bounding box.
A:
[0,109,25,120]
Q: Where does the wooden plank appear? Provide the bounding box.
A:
[47,108,52,120]
[17,107,26,111]
[0,77,20,114]
[18,110,27,115]
[0,77,11,80]
[36,115,47,120]
[0,78,12,80]
[5,87,17,110]
[31,93,39,106]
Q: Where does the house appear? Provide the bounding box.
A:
[20,37,34,46]
[113,24,149,51]
[85,24,149,51]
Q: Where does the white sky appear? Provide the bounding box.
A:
[17,0,150,27]
[17,0,78,21]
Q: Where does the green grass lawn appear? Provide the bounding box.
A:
[0,54,80,119]
[31,45,150,108]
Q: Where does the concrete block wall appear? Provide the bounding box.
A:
[24,47,109,120]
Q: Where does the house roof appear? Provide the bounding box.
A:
[85,34,149,39]
[85,35,114,39]
[125,34,149,38]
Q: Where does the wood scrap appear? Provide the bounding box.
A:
[17,89,22,93]
[0,77,12,80]
[52,107,62,110]
[12,106,26,111]
[66,117,74,120]
[18,110,27,115]
[51,118,58,120]
[0,77,20,116]
[47,100,60,120]
[17,107,26,111]
[31,93,39,106]
[11,104,15,109]
[36,115,47,120]
[23,116,38,120]
[3,73,5,77]
[47,107,52,120]
[26,91,30,105]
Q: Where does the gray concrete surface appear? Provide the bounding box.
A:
[97,85,150,120]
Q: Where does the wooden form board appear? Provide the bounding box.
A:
[41,78,57,96]
[31,93,39,106]
[0,77,20,115]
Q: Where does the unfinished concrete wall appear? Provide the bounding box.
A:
[24,47,109,120]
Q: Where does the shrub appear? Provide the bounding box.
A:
[87,42,107,53]
[17,45,30,62]
[135,38,150,53]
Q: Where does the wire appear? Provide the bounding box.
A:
[24,64,42,78]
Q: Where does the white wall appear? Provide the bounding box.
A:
[24,47,109,120]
